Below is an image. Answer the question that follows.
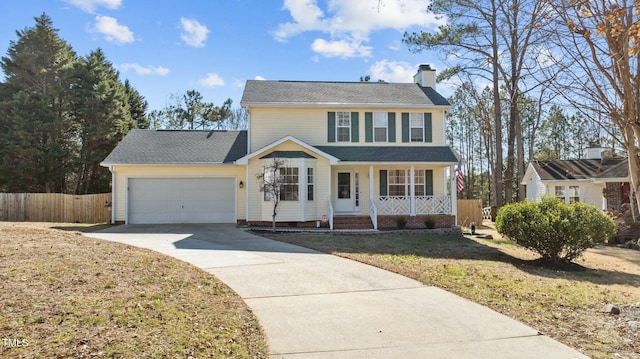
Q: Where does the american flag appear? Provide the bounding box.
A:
[456,163,464,192]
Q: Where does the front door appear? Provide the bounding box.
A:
[335,171,359,213]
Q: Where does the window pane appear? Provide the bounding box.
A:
[279,167,299,201]
[569,186,579,203]
[411,128,423,142]
[337,112,350,126]
[387,170,406,196]
[374,128,387,142]
[338,172,350,199]
[414,170,425,196]
[307,168,314,201]
[410,113,423,126]
[373,112,387,127]
[337,127,350,142]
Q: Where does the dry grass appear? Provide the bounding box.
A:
[263,230,640,359]
[0,223,267,358]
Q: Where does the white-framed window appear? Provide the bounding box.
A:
[373,112,388,142]
[385,169,433,196]
[555,185,565,202]
[569,186,579,203]
[414,170,425,196]
[337,112,351,142]
[280,167,299,201]
[307,168,314,201]
[410,113,424,142]
[388,169,408,196]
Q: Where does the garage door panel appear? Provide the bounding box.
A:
[128,178,236,224]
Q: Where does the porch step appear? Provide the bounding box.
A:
[333,216,374,230]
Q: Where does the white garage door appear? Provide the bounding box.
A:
[128,178,236,224]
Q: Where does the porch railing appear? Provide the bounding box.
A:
[369,197,378,230]
[327,197,334,230]
[374,195,451,215]
[415,195,451,214]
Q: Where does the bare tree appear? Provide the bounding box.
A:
[404,0,555,205]
[543,0,640,219]
[256,158,286,231]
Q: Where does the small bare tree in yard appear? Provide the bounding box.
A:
[256,158,286,232]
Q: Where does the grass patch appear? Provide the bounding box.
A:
[263,232,640,359]
[0,224,267,358]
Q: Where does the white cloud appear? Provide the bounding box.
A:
[275,0,445,57]
[180,18,210,48]
[311,38,372,58]
[120,63,170,76]
[254,76,266,81]
[199,73,225,87]
[273,0,328,41]
[93,16,134,44]
[64,0,121,13]
[369,60,416,82]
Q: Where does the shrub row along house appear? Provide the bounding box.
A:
[101,65,461,229]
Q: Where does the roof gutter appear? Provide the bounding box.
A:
[240,101,452,109]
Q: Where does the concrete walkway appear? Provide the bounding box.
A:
[86,224,588,358]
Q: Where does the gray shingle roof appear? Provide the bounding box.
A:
[314,146,459,163]
[101,129,247,165]
[532,158,628,180]
[241,80,450,107]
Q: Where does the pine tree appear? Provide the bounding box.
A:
[124,79,149,129]
[70,49,135,194]
[0,13,77,192]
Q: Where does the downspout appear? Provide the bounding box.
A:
[110,166,115,224]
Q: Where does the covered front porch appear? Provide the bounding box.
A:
[327,165,458,230]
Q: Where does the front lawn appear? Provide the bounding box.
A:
[0,224,267,358]
[262,231,640,359]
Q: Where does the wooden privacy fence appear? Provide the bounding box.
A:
[0,193,111,223]
[457,199,483,226]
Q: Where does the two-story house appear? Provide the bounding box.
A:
[101,65,460,229]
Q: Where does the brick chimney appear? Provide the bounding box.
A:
[413,64,436,89]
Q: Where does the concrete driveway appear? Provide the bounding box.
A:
[86,224,588,358]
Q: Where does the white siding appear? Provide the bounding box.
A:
[526,170,546,202]
[544,181,605,210]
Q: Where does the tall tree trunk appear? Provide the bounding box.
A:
[491,0,504,208]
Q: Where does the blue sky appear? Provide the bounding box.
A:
[0,0,449,112]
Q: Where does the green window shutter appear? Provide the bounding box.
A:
[351,112,359,142]
[424,113,432,143]
[426,170,433,195]
[388,112,396,142]
[365,112,373,143]
[379,170,388,196]
[327,112,336,142]
[401,113,409,142]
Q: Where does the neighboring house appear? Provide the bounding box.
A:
[101,65,461,229]
[521,147,630,211]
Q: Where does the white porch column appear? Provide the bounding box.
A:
[410,166,415,216]
[451,164,457,225]
[245,164,250,223]
[369,165,374,201]
[300,160,306,221]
